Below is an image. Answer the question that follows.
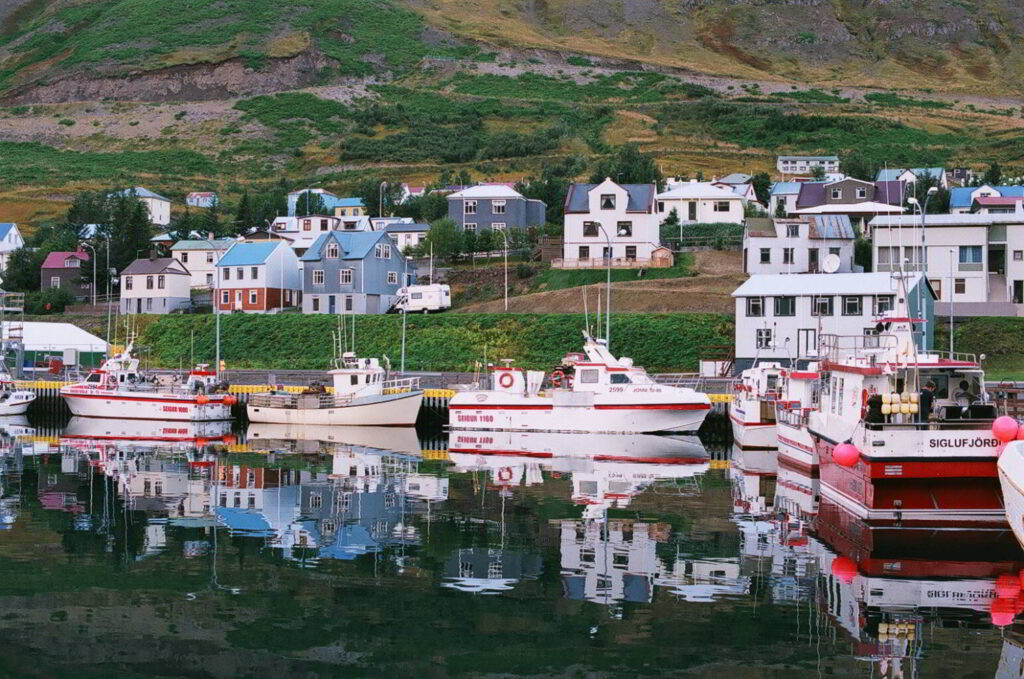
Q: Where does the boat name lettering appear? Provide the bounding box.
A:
[928,437,998,449]
[926,589,995,600]
[456,435,493,444]
[162,405,189,413]
[456,415,494,423]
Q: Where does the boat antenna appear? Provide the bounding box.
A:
[583,287,590,335]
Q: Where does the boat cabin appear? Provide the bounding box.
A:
[329,353,388,397]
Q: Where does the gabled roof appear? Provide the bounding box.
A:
[42,250,88,269]
[333,197,365,208]
[796,180,904,209]
[717,173,751,184]
[657,182,740,201]
[564,182,655,213]
[111,186,169,202]
[170,238,234,251]
[288,188,337,197]
[299,230,391,262]
[973,196,1022,207]
[733,272,927,297]
[875,167,945,182]
[384,222,429,233]
[215,242,279,267]
[770,181,804,196]
[744,218,777,238]
[186,191,216,198]
[447,185,524,199]
[0,224,16,239]
[950,185,1024,209]
[121,257,189,276]
[807,215,855,239]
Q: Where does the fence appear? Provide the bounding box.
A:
[551,257,668,270]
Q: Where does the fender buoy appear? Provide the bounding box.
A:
[861,388,869,419]
[498,373,514,389]
[196,394,209,405]
[497,467,513,482]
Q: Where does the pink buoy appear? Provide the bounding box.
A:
[833,443,860,468]
[993,416,1019,443]
[1017,424,1024,441]
[996,573,1021,598]
[991,597,1018,627]
[831,556,858,584]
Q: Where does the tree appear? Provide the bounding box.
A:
[235,191,255,233]
[424,218,463,262]
[294,190,328,216]
[982,162,1003,187]
[751,172,771,205]
[462,228,478,256]
[911,171,950,213]
[517,155,586,223]
[589,145,664,189]
[809,165,826,180]
[839,151,877,182]
[476,229,494,254]
[660,208,681,245]
[774,200,787,218]
[394,192,449,223]
[348,177,405,218]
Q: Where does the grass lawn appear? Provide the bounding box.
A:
[527,253,694,294]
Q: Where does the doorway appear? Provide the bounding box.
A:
[798,328,817,358]
[1015,280,1024,304]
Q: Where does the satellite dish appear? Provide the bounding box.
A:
[822,253,841,273]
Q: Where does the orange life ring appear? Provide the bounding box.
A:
[552,370,565,388]
[498,467,513,482]
[498,373,514,388]
[861,388,869,419]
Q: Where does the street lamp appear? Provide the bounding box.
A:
[496,229,509,312]
[379,181,388,220]
[907,186,938,348]
[401,256,411,372]
[595,224,629,350]
[79,242,97,307]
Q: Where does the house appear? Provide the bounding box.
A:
[41,249,91,300]
[561,179,663,267]
[971,196,1024,214]
[332,198,367,218]
[949,168,973,187]
[446,185,546,233]
[0,223,24,271]
[120,256,192,314]
[713,181,758,205]
[743,216,856,275]
[731,272,934,371]
[369,216,414,231]
[384,222,429,252]
[793,178,906,231]
[399,184,426,204]
[776,155,840,175]
[949,185,1024,214]
[769,182,804,216]
[299,231,415,314]
[110,187,171,226]
[875,168,948,189]
[185,192,218,208]
[286,189,367,217]
[170,238,234,288]
[870,212,1024,314]
[656,181,745,224]
[214,241,301,313]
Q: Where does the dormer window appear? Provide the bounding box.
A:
[600,194,615,210]
[274,222,286,231]
[326,243,340,259]
[830,189,841,199]
[65,257,80,268]
[856,187,867,199]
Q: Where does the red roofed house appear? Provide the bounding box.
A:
[41,249,91,300]
[971,195,1024,215]
[186,191,218,208]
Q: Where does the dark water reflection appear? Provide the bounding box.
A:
[0,414,1021,677]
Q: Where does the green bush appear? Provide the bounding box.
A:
[25,288,75,314]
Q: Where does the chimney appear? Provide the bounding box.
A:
[208,231,214,240]
[149,250,157,261]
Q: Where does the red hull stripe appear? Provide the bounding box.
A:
[778,435,815,454]
[63,392,227,406]
[450,404,554,411]
[62,434,210,443]
[449,448,553,458]
[451,403,709,411]
[592,455,708,464]
[777,454,819,477]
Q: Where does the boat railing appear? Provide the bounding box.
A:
[248,392,356,410]
[864,419,996,431]
[819,333,899,363]
[776,401,810,427]
[382,376,421,394]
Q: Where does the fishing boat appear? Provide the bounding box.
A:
[60,342,235,421]
[448,331,711,434]
[60,416,233,450]
[730,362,784,449]
[246,352,422,426]
[245,422,422,457]
[0,359,34,416]
[448,429,708,464]
[806,288,1003,523]
[774,365,821,477]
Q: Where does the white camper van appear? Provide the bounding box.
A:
[395,284,451,313]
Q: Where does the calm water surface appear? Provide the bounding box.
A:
[0,414,1021,678]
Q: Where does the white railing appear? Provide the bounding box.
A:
[551,257,664,270]
[249,392,354,409]
[382,376,421,393]
[818,333,899,363]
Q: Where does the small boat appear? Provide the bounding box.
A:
[448,331,711,434]
[60,342,235,421]
[246,352,423,427]
[0,360,34,416]
[730,362,784,449]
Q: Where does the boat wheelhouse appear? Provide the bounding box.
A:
[774,365,821,476]
[0,359,33,416]
[730,362,785,449]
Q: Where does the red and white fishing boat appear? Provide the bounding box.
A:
[774,365,821,477]
[448,332,711,434]
[730,362,784,449]
[807,292,1003,524]
[60,342,235,421]
[60,416,233,450]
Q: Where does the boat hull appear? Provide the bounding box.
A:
[0,391,34,416]
[246,391,423,426]
[998,442,1024,548]
[61,388,232,421]
[729,401,777,449]
[776,421,817,475]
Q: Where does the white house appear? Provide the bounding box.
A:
[170,238,233,288]
[870,212,1024,313]
[384,222,429,251]
[713,181,758,205]
[743,216,856,275]
[949,185,1024,214]
[769,182,803,216]
[876,168,948,190]
[561,179,667,266]
[112,187,171,226]
[120,257,192,314]
[185,192,218,208]
[777,155,840,176]
[267,214,371,256]
[731,272,934,371]
[656,180,745,225]
[0,223,24,272]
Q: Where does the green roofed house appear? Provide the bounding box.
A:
[170,238,235,288]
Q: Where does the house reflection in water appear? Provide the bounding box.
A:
[442,548,543,594]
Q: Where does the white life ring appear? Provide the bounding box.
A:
[498,373,514,388]
[498,467,513,482]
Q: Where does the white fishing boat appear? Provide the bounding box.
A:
[448,331,711,434]
[60,343,235,421]
[246,353,422,427]
[448,429,708,463]
[0,360,34,416]
[998,441,1024,548]
[730,362,784,449]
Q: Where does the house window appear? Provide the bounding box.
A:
[312,270,325,285]
[249,290,258,304]
[221,291,229,305]
[125,276,133,291]
[49,275,60,289]
[713,201,730,212]
[747,297,764,317]
[464,223,476,232]
[811,295,833,316]
[874,295,895,315]
[302,219,311,231]
[657,201,665,213]
[583,222,599,237]
[829,247,841,257]
[64,257,80,268]
[842,295,862,316]
[236,268,244,280]
[206,273,213,285]
[774,296,796,316]
[146,276,154,290]
[157,275,165,290]
[345,295,353,311]
[783,248,794,264]
[759,248,770,264]
[756,328,772,350]
[492,200,506,214]
[273,221,287,231]
[251,267,258,280]
[959,245,983,264]
[375,244,391,259]
[206,252,214,263]
[831,189,841,199]
[955,278,966,294]
[312,297,320,311]
[387,271,398,285]
[181,252,189,263]
[146,298,152,311]
[600,194,615,210]
[320,219,329,231]
[464,200,477,215]
[786,224,799,238]
[324,242,338,258]
[930,278,943,300]
[617,221,632,237]
[223,268,230,280]
[493,223,506,232]
[578,246,590,259]
[1015,250,1023,261]
[625,246,636,260]
[340,269,352,284]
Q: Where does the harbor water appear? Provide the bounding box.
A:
[0,411,1021,678]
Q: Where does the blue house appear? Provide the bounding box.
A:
[446,185,545,232]
[299,231,415,314]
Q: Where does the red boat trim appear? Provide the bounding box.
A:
[450,404,554,411]
[820,361,882,376]
[778,435,815,454]
[777,453,819,477]
[448,448,554,458]
[729,412,775,427]
[61,434,207,442]
[787,371,820,380]
[592,454,708,464]
[62,392,228,406]
[594,403,710,411]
